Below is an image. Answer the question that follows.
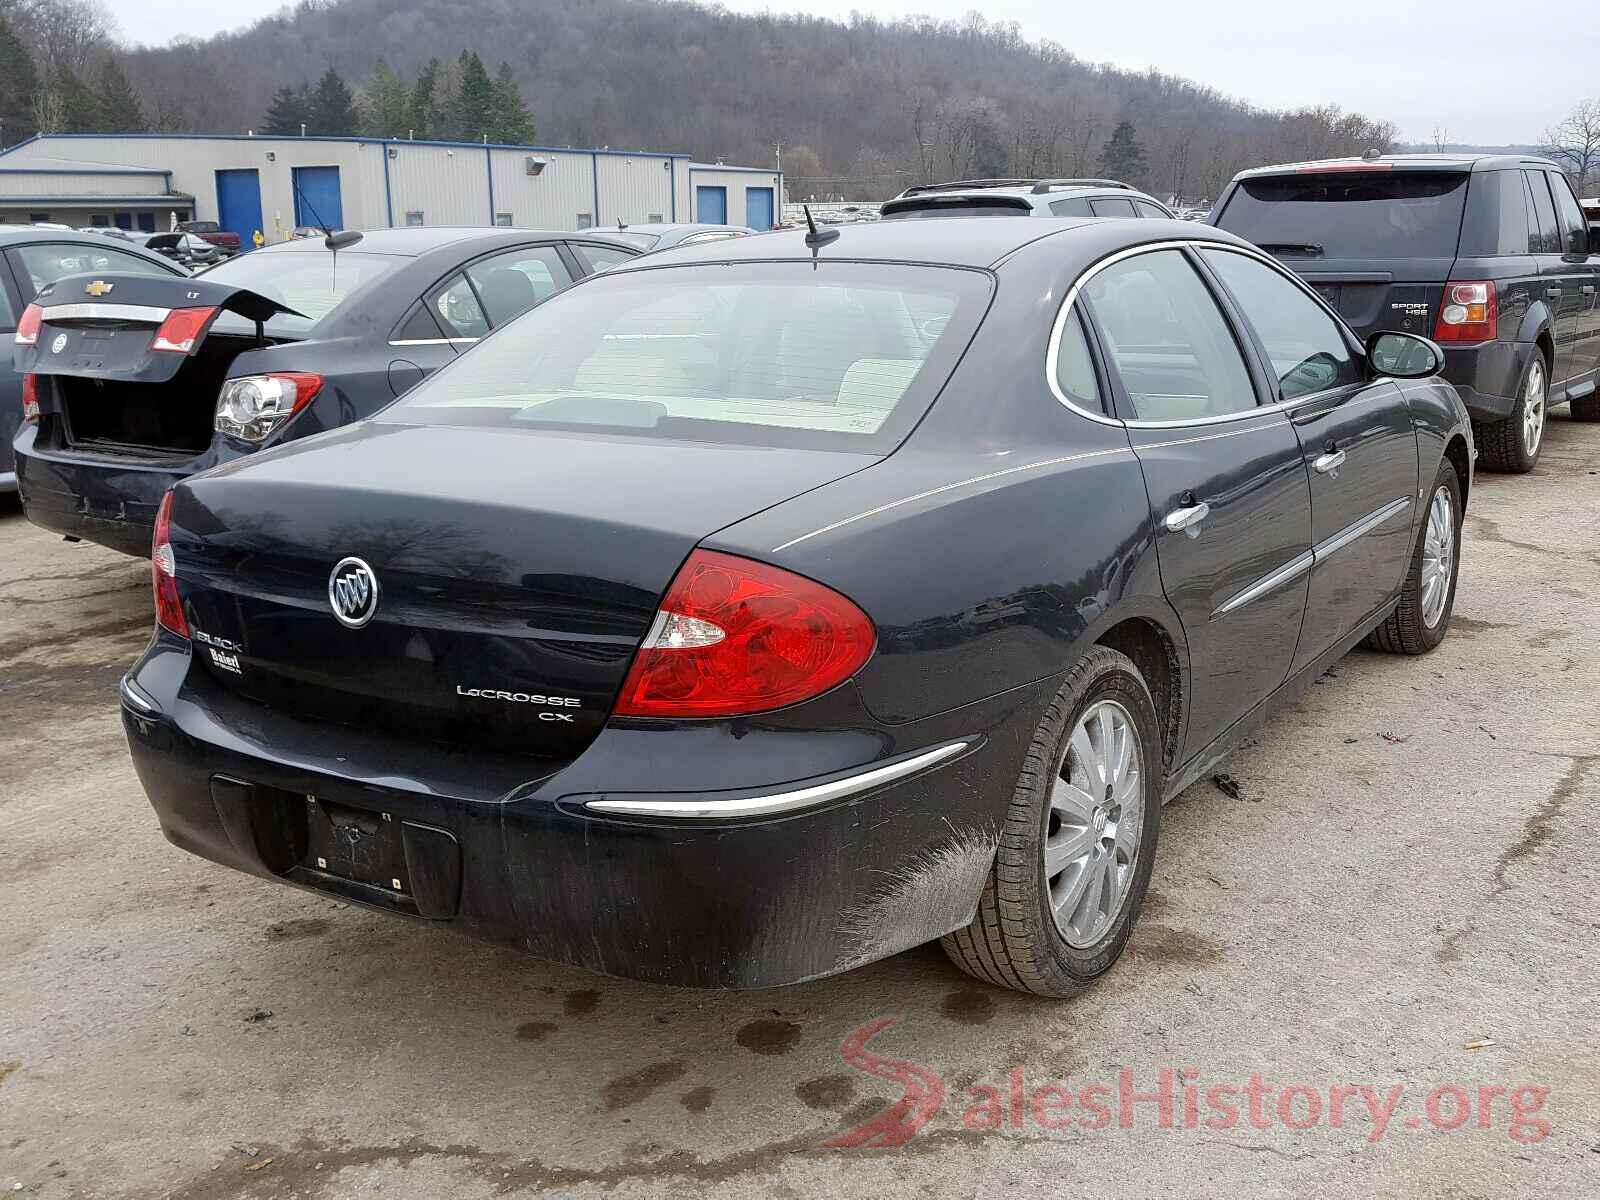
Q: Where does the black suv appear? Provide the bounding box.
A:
[1210,154,1598,472]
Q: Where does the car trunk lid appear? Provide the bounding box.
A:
[168,422,877,759]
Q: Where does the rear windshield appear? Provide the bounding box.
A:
[384,260,991,452]
[1215,171,1468,259]
[881,197,1032,220]
[198,249,406,337]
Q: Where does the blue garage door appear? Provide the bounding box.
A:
[745,187,774,231]
[215,169,264,244]
[292,166,344,231]
[696,185,727,225]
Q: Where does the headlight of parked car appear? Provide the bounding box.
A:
[215,372,324,443]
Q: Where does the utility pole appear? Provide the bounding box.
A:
[775,141,784,208]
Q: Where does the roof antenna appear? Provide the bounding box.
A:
[803,204,838,251]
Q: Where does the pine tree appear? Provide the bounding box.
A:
[53,68,103,132]
[360,59,410,138]
[453,51,495,142]
[0,14,38,146]
[95,54,147,133]
[489,62,534,144]
[1097,121,1146,186]
[407,58,440,138]
[306,67,357,135]
[261,84,310,135]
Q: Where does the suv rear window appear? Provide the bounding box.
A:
[880,196,1032,219]
[386,260,991,452]
[1215,171,1469,259]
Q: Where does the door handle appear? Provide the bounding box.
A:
[1164,502,1210,537]
[1313,449,1347,475]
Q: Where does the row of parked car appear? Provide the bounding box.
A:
[6,155,1492,999]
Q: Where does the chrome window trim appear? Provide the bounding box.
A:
[1044,238,1368,430]
[41,302,169,323]
[387,337,479,347]
[583,740,972,819]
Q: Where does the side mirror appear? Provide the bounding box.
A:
[1367,330,1444,380]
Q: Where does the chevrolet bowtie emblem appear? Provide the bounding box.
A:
[84,280,114,296]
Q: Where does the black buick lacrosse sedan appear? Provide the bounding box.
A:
[121,218,1471,996]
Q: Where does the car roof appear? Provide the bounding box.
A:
[1232,151,1563,181]
[613,223,751,235]
[247,226,636,257]
[0,225,179,265]
[608,215,1249,271]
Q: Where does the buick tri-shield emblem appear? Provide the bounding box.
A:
[328,557,380,628]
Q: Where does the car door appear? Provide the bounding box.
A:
[1547,170,1600,387]
[1523,170,1582,382]
[1073,246,1313,755]
[1198,246,1418,671]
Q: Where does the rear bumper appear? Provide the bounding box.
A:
[13,423,210,556]
[121,639,1045,989]
[1441,339,1532,422]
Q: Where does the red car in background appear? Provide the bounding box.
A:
[175,220,242,257]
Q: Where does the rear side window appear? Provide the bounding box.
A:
[1090,197,1137,218]
[1548,172,1589,257]
[0,274,14,329]
[573,242,636,273]
[1050,197,1094,217]
[386,261,991,452]
[1052,309,1102,410]
[431,273,489,339]
[1215,172,1469,259]
[1080,249,1257,421]
[1133,200,1170,219]
[1201,249,1361,400]
[1522,171,1561,254]
[1461,171,1531,257]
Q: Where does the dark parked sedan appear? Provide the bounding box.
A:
[0,227,183,494]
[13,227,639,554]
[120,218,1471,996]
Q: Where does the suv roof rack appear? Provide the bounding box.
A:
[1029,178,1133,194]
[897,178,1041,197]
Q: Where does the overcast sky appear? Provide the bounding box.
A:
[127,0,1590,146]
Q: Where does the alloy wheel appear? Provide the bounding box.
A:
[1046,699,1145,948]
[1420,484,1454,629]
[1522,359,1546,457]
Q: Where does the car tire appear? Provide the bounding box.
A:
[942,646,1162,998]
[1363,459,1462,655]
[1571,391,1600,422]
[1473,351,1547,473]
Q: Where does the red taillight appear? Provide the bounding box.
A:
[21,373,39,422]
[615,549,875,718]
[1433,280,1497,343]
[151,491,189,638]
[14,303,42,346]
[150,306,219,354]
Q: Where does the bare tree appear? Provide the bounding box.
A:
[1432,124,1450,152]
[1545,98,1600,196]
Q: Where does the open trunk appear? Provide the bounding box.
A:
[168,423,876,760]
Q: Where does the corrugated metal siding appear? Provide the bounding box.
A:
[386,143,489,227]
[596,154,675,225]
[487,149,596,229]
[686,166,783,228]
[0,171,168,197]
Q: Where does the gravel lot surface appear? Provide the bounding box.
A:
[2,414,1597,1198]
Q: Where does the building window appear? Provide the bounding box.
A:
[648,213,664,223]
[576,213,593,230]
[91,215,110,226]
[494,212,513,227]
[405,211,425,227]
[28,212,49,224]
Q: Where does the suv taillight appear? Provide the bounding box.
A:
[14,303,42,346]
[152,491,189,638]
[614,549,875,718]
[21,374,39,422]
[1433,281,1497,343]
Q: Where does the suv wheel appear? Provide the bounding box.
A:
[1475,352,1547,473]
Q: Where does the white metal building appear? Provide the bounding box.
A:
[0,134,782,240]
